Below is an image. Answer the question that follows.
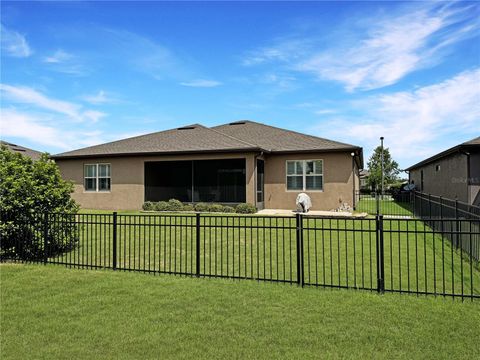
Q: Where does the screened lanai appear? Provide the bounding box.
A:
[144,159,246,203]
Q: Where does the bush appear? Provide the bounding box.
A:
[207,204,224,213]
[182,204,194,211]
[167,199,183,211]
[194,203,209,212]
[0,147,79,260]
[142,201,155,211]
[222,205,236,213]
[235,203,257,214]
[154,201,169,211]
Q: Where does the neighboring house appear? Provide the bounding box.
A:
[1,140,43,161]
[51,121,363,211]
[407,136,480,206]
[359,169,370,191]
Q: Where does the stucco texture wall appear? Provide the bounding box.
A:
[263,152,356,211]
[56,153,256,211]
[409,152,468,202]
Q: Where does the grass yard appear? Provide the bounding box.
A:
[41,211,480,297]
[356,196,413,216]
[1,264,479,359]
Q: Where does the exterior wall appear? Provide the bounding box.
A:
[262,152,356,211]
[56,153,256,210]
[469,151,480,205]
[409,152,469,202]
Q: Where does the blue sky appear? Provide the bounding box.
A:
[1,1,479,169]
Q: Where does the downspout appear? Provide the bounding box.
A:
[253,151,264,208]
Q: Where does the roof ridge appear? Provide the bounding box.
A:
[214,119,359,148]
[206,125,261,150]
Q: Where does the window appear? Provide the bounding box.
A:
[84,164,111,192]
[286,160,323,191]
[435,164,441,172]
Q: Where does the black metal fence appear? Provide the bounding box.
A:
[413,193,480,262]
[355,191,413,217]
[1,212,479,300]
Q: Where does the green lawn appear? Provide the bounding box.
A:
[1,264,479,359]
[356,195,413,216]
[42,211,480,297]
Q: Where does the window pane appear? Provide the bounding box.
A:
[314,160,323,174]
[295,161,303,175]
[85,165,96,177]
[287,176,303,190]
[306,176,323,190]
[99,178,111,191]
[287,161,295,175]
[305,161,314,175]
[98,164,110,177]
[85,178,96,191]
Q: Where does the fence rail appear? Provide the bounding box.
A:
[1,212,479,300]
[355,191,413,217]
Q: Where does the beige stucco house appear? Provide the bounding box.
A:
[52,121,363,211]
[407,136,480,205]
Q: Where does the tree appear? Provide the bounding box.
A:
[366,146,400,192]
[0,146,79,260]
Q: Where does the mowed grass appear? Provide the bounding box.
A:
[43,211,480,297]
[356,196,413,216]
[1,264,479,359]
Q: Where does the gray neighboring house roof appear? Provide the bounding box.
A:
[1,140,43,161]
[51,120,363,165]
[406,136,480,171]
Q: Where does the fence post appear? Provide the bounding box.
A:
[296,213,304,287]
[375,215,385,293]
[428,193,432,218]
[43,213,49,265]
[376,191,380,215]
[420,192,423,218]
[455,199,459,249]
[112,212,117,270]
[196,212,201,277]
[412,191,416,217]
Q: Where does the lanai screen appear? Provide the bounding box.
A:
[145,159,246,203]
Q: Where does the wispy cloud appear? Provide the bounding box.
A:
[0,84,107,122]
[42,49,88,76]
[81,90,118,105]
[243,2,479,91]
[101,28,184,80]
[1,24,32,57]
[43,49,73,63]
[0,108,69,149]
[315,68,480,167]
[314,109,337,116]
[180,79,222,88]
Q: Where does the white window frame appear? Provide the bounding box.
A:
[84,163,111,192]
[285,159,323,192]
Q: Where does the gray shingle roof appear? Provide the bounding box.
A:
[1,140,43,161]
[52,124,259,158]
[51,120,361,159]
[212,120,359,152]
[463,136,480,146]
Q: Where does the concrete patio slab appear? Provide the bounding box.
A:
[257,209,368,217]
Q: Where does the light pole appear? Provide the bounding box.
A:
[380,136,384,199]
[351,152,356,209]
